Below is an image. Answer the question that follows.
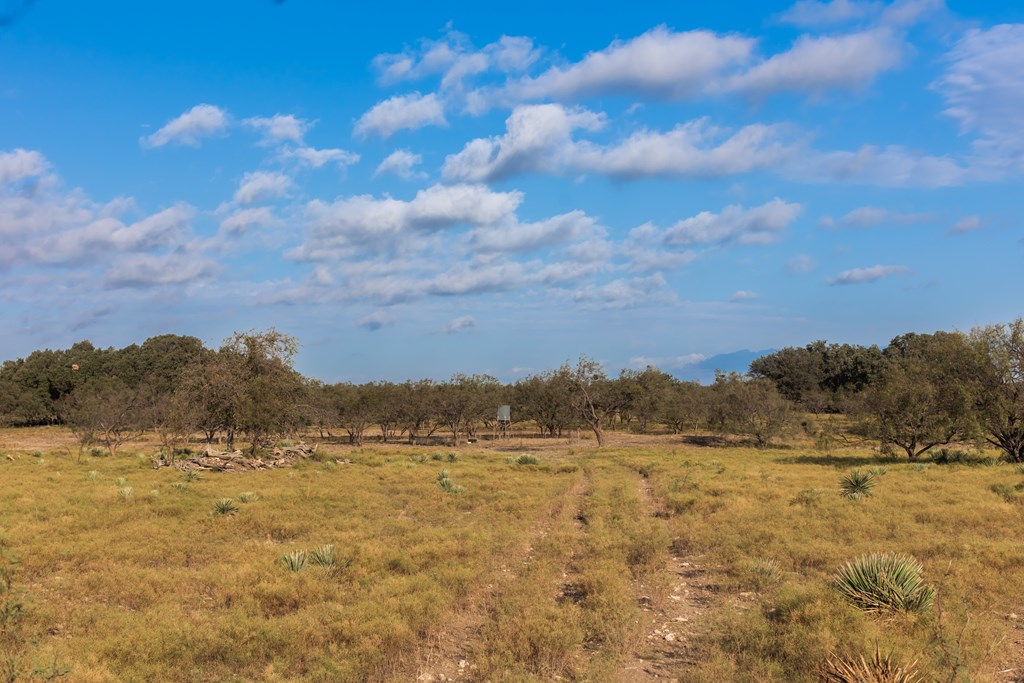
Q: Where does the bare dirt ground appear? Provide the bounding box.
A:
[620,475,720,682]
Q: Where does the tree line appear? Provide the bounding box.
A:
[0,319,1021,462]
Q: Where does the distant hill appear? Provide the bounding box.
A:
[674,349,775,384]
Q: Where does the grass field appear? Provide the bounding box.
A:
[1,427,1022,682]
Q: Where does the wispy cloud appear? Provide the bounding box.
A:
[828,263,909,285]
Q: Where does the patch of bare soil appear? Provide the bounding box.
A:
[383,473,590,683]
[621,476,721,682]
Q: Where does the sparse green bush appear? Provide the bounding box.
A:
[790,488,823,507]
[823,644,921,683]
[745,557,783,591]
[88,447,105,457]
[281,550,306,572]
[868,466,887,476]
[238,491,258,503]
[840,469,875,500]
[437,470,465,494]
[431,453,443,461]
[833,553,935,614]
[212,498,239,515]
[447,452,459,462]
[170,482,189,492]
[183,471,203,482]
[515,454,540,466]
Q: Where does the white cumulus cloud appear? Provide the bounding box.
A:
[354,92,447,139]
[142,104,229,148]
[233,171,294,205]
[244,114,313,145]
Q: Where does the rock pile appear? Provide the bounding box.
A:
[153,443,318,472]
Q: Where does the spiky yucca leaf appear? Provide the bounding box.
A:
[840,469,876,500]
[437,470,465,494]
[281,550,306,572]
[212,498,239,515]
[310,544,336,568]
[834,553,935,614]
[823,644,920,683]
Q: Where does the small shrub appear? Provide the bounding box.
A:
[911,463,931,472]
[415,455,428,464]
[746,557,783,591]
[170,482,189,492]
[431,453,444,461]
[790,488,823,507]
[117,486,133,500]
[867,466,887,476]
[833,553,935,614]
[839,470,875,500]
[437,470,465,494]
[447,452,459,463]
[515,454,540,466]
[115,477,128,487]
[183,471,203,482]
[213,498,239,515]
[30,451,43,458]
[823,644,921,683]
[1015,464,1024,475]
[88,447,105,457]
[310,544,336,568]
[990,483,1022,504]
[281,550,307,572]
[238,491,258,503]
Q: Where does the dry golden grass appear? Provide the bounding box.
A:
[1,429,1022,682]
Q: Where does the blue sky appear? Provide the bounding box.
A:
[1,0,1022,382]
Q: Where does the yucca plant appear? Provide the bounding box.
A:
[212,498,239,515]
[183,470,203,482]
[447,452,459,463]
[117,486,133,500]
[281,550,307,572]
[238,491,258,503]
[840,469,876,500]
[515,454,540,466]
[310,544,337,569]
[436,470,465,494]
[170,482,189,492]
[833,553,935,614]
[823,644,920,682]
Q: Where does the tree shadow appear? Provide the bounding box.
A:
[777,453,897,468]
